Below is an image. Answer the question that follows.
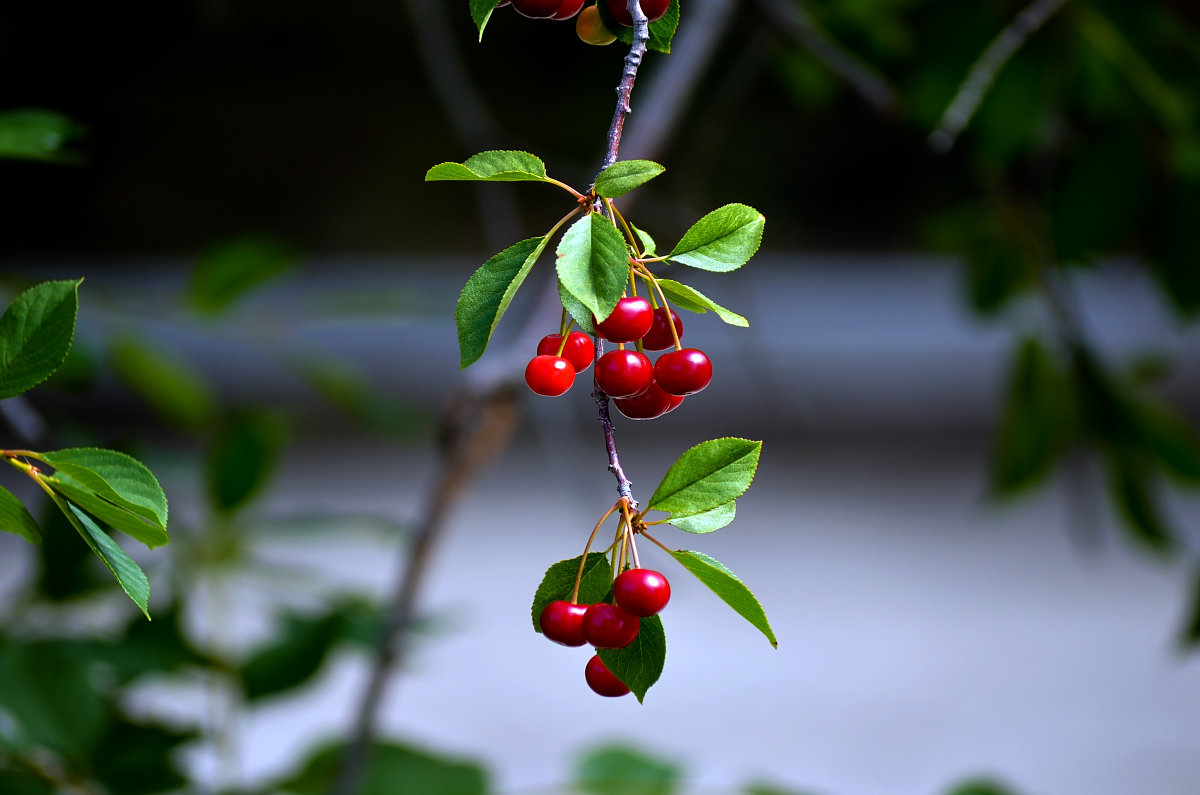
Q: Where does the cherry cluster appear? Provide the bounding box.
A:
[540,568,670,697]
[525,296,713,421]
[495,0,671,47]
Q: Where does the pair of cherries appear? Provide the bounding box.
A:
[500,0,670,24]
[540,568,671,697]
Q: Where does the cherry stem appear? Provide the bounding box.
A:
[638,527,674,556]
[620,500,642,569]
[572,500,622,603]
[547,176,587,200]
[635,265,681,349]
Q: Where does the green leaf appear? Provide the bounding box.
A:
[668,501,736,534]
[0,640,109,758]
[277,741,489,795]
[293,355,424,437]
[242,609,343,701]
[0,279,80,399]
[469,0,502,39]
[207,410,287,515]
[632,224,657,257]
[1137,402,1200,484]
[0,109,83,163]
[557,213,629,321]
[190,235,297,315]
[34,447,168,537]
[559,278,596,334]
[91,718,195,795]
[575,744,682,795]
[426,150,550,183]
[669,549,777,647]
[457,237,548,368]
[597,613,665,703]
[44,472,168,549]
[990,338,1069,494]
[668,204,764,272]
[657,278,749,327]
[944,780,1021,795]
[594,160,665,199]
[109,336,216,431]
[603,0,682,54]
[59,501,151,618]
[0,485,39,543]
[531,553,613,632]
[648,438,762,516]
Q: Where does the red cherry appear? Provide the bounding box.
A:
[511,0,559,18]
[582,603,640,648]
[613,381,675,420]
[524,355,574,396]
[613,569,670,617]
[552,0,585,19]
[539,600,588,646]
[595,350,653,398]
[595,296,653,343]
[640,307,682,351]
[537,331,594,373]
[605,0,670,26]
[585,654,630,697]
[654,348,712,396]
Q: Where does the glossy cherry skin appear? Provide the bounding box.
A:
[585,654,630,697]
[537,331,594,373]
[582,603,640,648]
[524,355,575,396]
[605,0,670,26]
[551,0,585,19]
[595,296,653,343]
[613,569,671,617]
[613,381,675,420]
[512,0,559,18]
[640,307,682,351]
[540,600,588,647]
[654,348,712,396]
[595,350,653,398]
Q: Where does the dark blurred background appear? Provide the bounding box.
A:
[1,1,1200,794]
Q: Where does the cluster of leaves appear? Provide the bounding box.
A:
[531,438,773,702]
[0,280,169,617]
[430,150,761,368]
[470,0,682,53]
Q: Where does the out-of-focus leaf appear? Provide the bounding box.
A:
[575,745,681,795]
[743,782,821,795]
[1180,567,1200,652]
[92,717,195,795]
[190,235,297,315]
[241,610,343,702]
[944,779,1021,795]
[0,639,109,758]
[1137,402,1200,484]
[1106,450,1173,554]
[276,741,489,795]
[109,336,215,431]
[293,355,424,437]
[1052,126,1147,262]
[0,109,83,163]
[990,338,1069,494]
[0,770,56,795]
[206,410,286,515]
[1148,182,1200,318]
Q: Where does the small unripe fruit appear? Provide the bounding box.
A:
[576,4,617,45]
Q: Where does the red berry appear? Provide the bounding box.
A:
[640,307,682,351]
[552,0,585,19]
[595,349,653,398]
[595,296,653,343]
[613,569,670,617]
[582,603,640,648]
[539,600,588,646]
[537,331,594,373]
[585,654,630,697]
[654,348,712,396]
[512,0,559,18]
[605,0,670,26]
[613,381,675,420]
[524,355,574,396]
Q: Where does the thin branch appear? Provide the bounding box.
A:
[929,0,1068,153]
[754,0,897,114]
[600,1,653,171]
